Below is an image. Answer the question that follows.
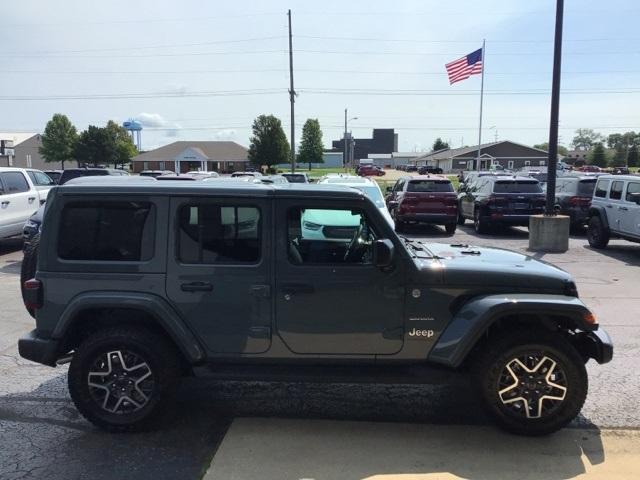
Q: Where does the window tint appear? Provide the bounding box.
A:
[28,170,54,186]
[58,201,154,261]
[595,180,609,198]
[407,180,453,193]
[577,179,597,196]
[178,204,260,264]
[287,207,377,265]
[609,181,624,200]
[59,169,108,185]
[626,182,640,202]
[493,181,542,194]
[0,172,30,194]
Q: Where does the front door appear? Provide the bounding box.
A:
[607,180,625,233]
[166,197,272,354]
[275,199,405,356]
[621,181,640,238]
[0,171,36,238]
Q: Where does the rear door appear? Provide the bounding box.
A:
[0,171,37,238]
[621,181,640,238]
[165,196,272,354]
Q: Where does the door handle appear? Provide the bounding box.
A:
[180,281,213,292]
[281,284,315,295]
[1,201,9,207]
[619,206,629,211]
[28,197,36,203]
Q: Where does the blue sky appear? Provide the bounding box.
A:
[1,0,639,152]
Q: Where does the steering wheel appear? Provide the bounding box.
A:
[343,223,367,262]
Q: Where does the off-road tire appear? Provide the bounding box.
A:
[445,223,457,235]
[20,233,40,318]
[587,216,610,249]
[472,329,588,436]
[68,326,181,432]
[474,208,489,234]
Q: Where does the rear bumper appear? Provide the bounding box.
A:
[484,213,538,226]
[397,213,457,224]
[18,329,60,367]
[576,328,613,364]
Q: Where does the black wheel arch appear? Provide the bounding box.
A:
[588,205,610,230]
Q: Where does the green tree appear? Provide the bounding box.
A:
[627,144,639,167]
[571,128,603,151]
[106,120,137,167]
[533,142,568,156]
[248,115,290,169]
[589,142,608,168]
[297,119,324,170]
[75,126,115,167]
[39,114,78,169]
[432,138,450,151]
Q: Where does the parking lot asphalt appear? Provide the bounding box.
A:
[1,226,639,480]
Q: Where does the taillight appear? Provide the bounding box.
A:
[23,278,43,311]
[569,196,591,206]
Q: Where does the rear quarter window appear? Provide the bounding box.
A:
[58,201,155,261]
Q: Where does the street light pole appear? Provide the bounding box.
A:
[545,0,564,215]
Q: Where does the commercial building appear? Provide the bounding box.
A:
[412,141,550,173]
[131,141,249,173]
[331,129,398,164]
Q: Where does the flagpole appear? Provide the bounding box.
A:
[476,39,486,171]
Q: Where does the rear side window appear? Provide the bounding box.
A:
[177,204,261,264]
[407,180,453,193]
[609,181,624,200]
[595,180,609,198]
[58,201,155,261]
[577,180,596,196]
[0,172,30,194]
[493,181,542,194]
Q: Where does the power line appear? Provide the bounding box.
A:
[0,50,286,59]
[299,87,640,96]
[0,89,285,101]
[295,34,640,44]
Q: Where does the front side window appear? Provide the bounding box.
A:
[595,180,610,198]
[28,170,55,186]
[287,207,377,265]
[178,204,261,264]
[58,201,155,261]
[0,172,29,194]
[610,181,624,200]
[625,182,640,203]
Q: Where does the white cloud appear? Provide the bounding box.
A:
[214,129,237,140]
[135,113,181,137]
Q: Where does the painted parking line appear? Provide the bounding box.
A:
[205,418,640,480]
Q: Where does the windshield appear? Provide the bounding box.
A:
[352,185,385,207]
[407,180,453,193]
[493,181,542,193]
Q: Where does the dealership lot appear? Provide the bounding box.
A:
[1,226,639,480]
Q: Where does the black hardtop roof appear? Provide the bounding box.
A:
[56,180,367,200]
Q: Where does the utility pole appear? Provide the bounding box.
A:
[344,108,348,169]
[545,0,564,215]
[288,9,295,173]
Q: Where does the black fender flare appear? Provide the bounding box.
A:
[588,205,609,230]
[428,294,596,368]
[52,291,205,364]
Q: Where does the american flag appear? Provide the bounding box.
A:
[445,48,483,85]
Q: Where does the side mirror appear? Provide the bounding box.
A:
[373,239,394,268]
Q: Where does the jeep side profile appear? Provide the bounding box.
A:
[19,180,612,435]
[587,175,640,248]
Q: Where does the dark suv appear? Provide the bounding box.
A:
[19,180,611,435]
[458,175,546,233]
[386,176,458,234]
[59,167,129,185]
[553,176,597,228]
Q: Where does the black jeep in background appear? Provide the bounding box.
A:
[553,176,598,228]
[458,175,546,233]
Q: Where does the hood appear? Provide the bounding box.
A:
[412,242,574,294]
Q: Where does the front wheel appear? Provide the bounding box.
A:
[473,330,588,436]
[68,326,180,432]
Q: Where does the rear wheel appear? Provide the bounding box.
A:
[473,330,588,436]
[587,216,609,249]
[474,208,489,234]
[445,223,457,235]
[68,326,180,432]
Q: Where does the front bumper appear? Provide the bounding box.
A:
[576,328,614,364]
[18,329,60,367]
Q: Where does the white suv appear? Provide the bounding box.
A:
[0,167,53,240]
[588,174,640,248]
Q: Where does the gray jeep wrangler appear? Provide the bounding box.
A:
[19,180,612,435]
